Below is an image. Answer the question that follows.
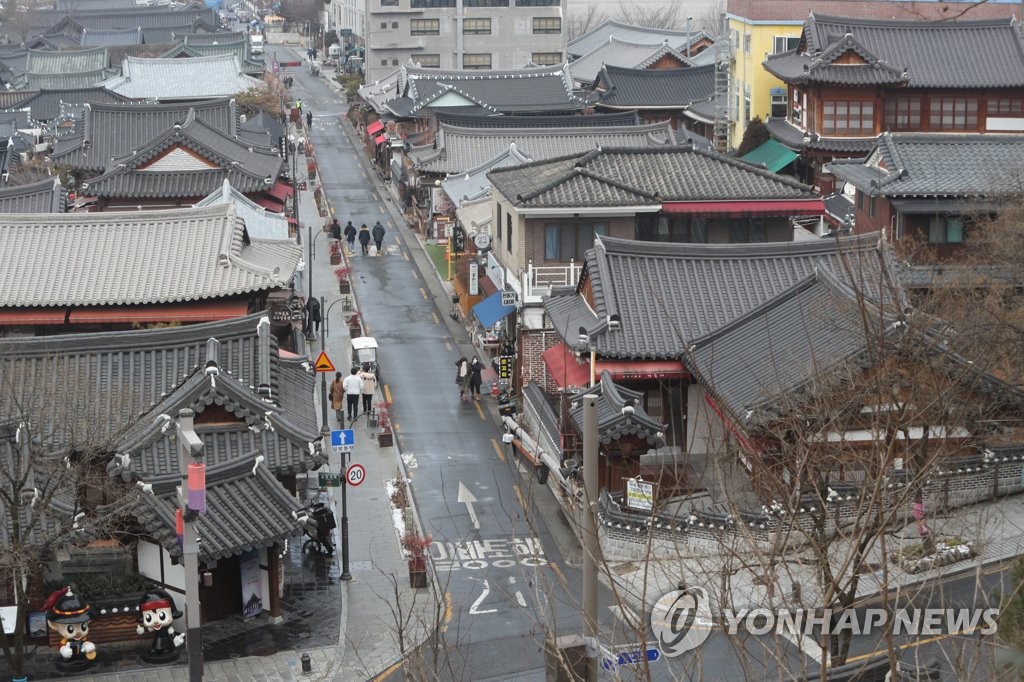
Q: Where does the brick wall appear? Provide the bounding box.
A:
[520,329,562,394]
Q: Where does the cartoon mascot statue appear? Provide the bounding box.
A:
[44,587,97,673]
[137,588,185,664]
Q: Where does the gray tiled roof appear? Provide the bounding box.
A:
[488,147,817,209]
[595,64,715,109]
[38,7,218,32]
[398,64,588,115]
[568,371,664,445]
[544,233,904,359]
[567,37,693,86]
[22,71,110,91]
[0,204,299,307]
[410,121,678,174]
[568,19,707,59]
[434,110,642,129]
[0,178,66,213]
[13,86,129,121]
[80,115,283,196]
[51,98,238,172]
[763,14,1024,88]
[128,458,307,562]
[238,110,284,146]
[102,55,259,101]
[765,116,877,153]
[162,35,264,76]
[824,132,1024,198]
[195,179,290,240]
[81,27,143,46]
[58,0,139,10]
[24,46,109,75]
[687,270,892,427]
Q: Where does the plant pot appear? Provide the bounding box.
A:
[338,279,351,294]
[408,558,427,588]
[378,431,393,448]
[330,252,342,265]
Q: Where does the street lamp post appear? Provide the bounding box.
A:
[176,408,206,682]
[582,396,599,682]
[339,440,352,582]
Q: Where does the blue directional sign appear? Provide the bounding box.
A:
[602,647,660,669]
[330,429,355,448]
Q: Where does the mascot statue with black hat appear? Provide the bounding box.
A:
[137,588,185,663]
[43,586,97,672]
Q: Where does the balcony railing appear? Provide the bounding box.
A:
[520,259,582,304]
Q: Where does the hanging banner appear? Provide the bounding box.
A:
[469,261,479,296]
[239,549,263,619]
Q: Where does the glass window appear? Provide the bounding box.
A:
[532,17,561,34]
[417,54,440,68]
[771,91,787,118]
[391,21,398,28]
[410,18,439,35]
[506,213,513,252]
[463,53,492,69]
[516,0,559,4]
[531,52,561,65]
[465,0,508,5]
[929,216,965,244]
[869,195,876,217]
[411,0,455,6]
[635,215,706,243]
[773,35,799,53]
[883,96,921,131]
[381,0,398,5]
[743,33,751,53]
[822,100,874,135]
[544,223,606,260]
[990,98,1024,116]
[929,97,977,130]
[463,18,491,34]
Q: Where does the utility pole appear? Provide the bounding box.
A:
[176,409,205,682]
[582,395,599,682]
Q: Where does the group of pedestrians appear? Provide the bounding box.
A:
[455,356,483,401]
[329,364,378,423]
[328,217,386,256]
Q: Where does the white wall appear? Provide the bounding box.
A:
[686,383,726,455]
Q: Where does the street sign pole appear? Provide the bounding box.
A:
[340,447,351,581]
[320,296,329,429]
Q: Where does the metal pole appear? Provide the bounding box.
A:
[686,17,692,58]
[177,409,204,682]
[582,396,599,682]
[319,296,328,428]
[340,445,352,580]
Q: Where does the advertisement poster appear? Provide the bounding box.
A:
[239,549,263,619]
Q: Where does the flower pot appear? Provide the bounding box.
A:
[338,279,351,294]
[408,558,427,588]
[378,431,393,448]
[330,252,342,265]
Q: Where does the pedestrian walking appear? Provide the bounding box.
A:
[296,99,303,112]
[329,372,344,424]
[468,355,483,400]
[344,220,357,252]
[455,357,470,401]
[329,217,342,241]
[371,221,386,254]
[342,367,363,422]
[358,363,377,415]
[305,297,321,334]
[306,110,313,128]
[357,224,371,255]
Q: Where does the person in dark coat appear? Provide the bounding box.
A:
[329,217,342,241]
[357,224,371,255]
[455,357,469,401]
[306,297,321,333]
[306,110,313,128]
[371,221,386,253]
[343,220,357,251]
[468,355,483,400]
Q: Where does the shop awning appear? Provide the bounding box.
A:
[740,139,799,173]
[253,196,284,212]
[661,199,824,217]
[366,120,385,136]
[0,308,67,325]
[542,343,688,388]
[472,291,515,328]
[266,180,294,201]
[67,301,250,324]
[373,134,389,146]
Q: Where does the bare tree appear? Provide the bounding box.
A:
[235,73,289,120]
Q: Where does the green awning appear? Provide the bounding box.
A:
[740,139,798,173]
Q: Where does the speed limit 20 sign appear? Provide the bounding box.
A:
[346,463,366,487]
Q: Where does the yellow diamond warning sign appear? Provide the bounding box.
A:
[314,351,336,373]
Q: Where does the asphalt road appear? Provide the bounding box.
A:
[280,53,1011,681]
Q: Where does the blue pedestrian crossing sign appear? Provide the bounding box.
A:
[331,429,355,450]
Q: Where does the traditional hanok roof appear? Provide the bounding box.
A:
[14,47,115,90]
[79,114,283,197]
[13,86,129,121]
[455,194,492,232]
[195,179,290,240]
[161,33,264,76]
[488,147,817,209]
[763,14,1024,88]
[126,457,308,562]
[825,132,1024,199]
[409,121,678,175]
[567,36,694,86]
[765,117,878,154]
[389,64,588,117]
[544,233,904,360]
[51,98,239,172]
[568,19,706,59]
[35,7,218,33]
[595,64,716,109]
[568,371,664,445]
[440,143,533,203]
[58,0,138,10]
[81,27,144,46]
[0,178,66,213]
[238,110,284,149]
[433,110,642,129]
[101,55,259,101]
[0,204,298,308]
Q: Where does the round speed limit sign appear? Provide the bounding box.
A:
[346,463,366,487]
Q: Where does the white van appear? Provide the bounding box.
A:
[250,34,264,55]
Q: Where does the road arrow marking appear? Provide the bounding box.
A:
[458,481,480,530]
[469,579,497,615]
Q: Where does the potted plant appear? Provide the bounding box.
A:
[376,400,393,448]
[329,241,343,266]
[346,312,362,338]
[335,265,351,293]
[401,532,431,588]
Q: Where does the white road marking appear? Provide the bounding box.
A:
[458,481,480,530]
[469,579,497,615]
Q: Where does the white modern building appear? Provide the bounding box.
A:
[364,0,564,84]
[329,0,366,43]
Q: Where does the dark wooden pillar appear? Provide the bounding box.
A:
[267,544,283,622]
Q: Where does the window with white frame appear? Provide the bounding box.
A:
[773,35,799,53]
[771,90,787,118]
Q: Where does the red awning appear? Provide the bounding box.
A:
[661,199,825,217]
[266,180,293,201]
[67,301,250,324]
[366,120,385,136]
[286,217,298,224]
[542,343,688,388]
[253,196,285,212]
[0,308,67,325]
[374,134,389,146]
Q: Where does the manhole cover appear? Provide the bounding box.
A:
[350,560,372,571]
